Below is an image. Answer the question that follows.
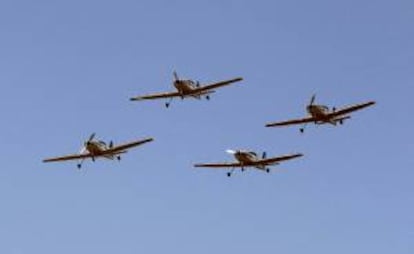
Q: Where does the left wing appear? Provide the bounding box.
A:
[194,162,245,168]
[130,91,181,101]
[328,101,375,118]
[266,116,317,127]
[194,77,243,92]
[104,138,154,154]
[43,153,94,163]
[252,153,303,166]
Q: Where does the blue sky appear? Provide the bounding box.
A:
[0,0,413,253]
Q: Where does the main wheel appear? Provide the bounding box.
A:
[77,164,81,169]
[300,128,304,133]
[227,172,231,177]
[165,103,170,108]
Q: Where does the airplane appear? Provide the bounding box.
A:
[130,71,243,108]
[43,133,154,169]
[265,95,376,133]
[194,149,303,177]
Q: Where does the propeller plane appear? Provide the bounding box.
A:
[265,95,376,133]
[43,133,154,169]
[130,71,243,108]
[194,149,303,177]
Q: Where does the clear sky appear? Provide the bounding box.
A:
[0,0,413,253]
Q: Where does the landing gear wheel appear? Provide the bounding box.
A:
[266,168,270,173]
[117,156,121,161]
[206,95,210,100]
[300,128,304,133]
[77,164,82,169]
[227,172,231,177]
[339,120,343,125]
[165,103,170,108]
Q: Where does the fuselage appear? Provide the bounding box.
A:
[234,151,258,164]
[307,104,344,125]
[233,150,270,170]
[173,80,212,98]
[84,140,118,159]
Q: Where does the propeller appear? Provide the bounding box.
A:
[79,146,87,154]
[87,133,96,143]
[173,71,179,82]
[309,94,316,106]
[109,141,114,149]
[262,152,267,159]
[226,149,237,155]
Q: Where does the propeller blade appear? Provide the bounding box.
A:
[262,152,267,159]
[173,71,179,81]
[109,141,113,149]
[309,94,316,106]
[79,146,87,155]
[226,149,237,155]
[88,133,96,142]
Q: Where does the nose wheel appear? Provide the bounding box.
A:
[117,156,121,161]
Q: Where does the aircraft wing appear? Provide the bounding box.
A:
[253,153,303,165]
[265,116,317,127]
[43,153,94,163]
[194,162,245,168]
[328,101,376,118]
[104,138,154,154]
[130,91,181,101]
[195,77,243,92]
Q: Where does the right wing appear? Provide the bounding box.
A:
[194,162,245,168]
[104,138,154,154]
[265,116,316,127]
[43,153,94,163]
[195,77,243,92]
[328,101,376,118]
[130,91,181,101]
[253,153,303,165]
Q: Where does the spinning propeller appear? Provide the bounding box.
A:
[226,149,238,155]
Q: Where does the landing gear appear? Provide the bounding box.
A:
[227,168,236,177]
[241,167,245,172]
[339,120,343,125]
[266,168,270,173]
[77,159,85,170]
[206,95,210,100]
[117,156,121,161]
[300,128,304,133]
[165,98,173,108]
